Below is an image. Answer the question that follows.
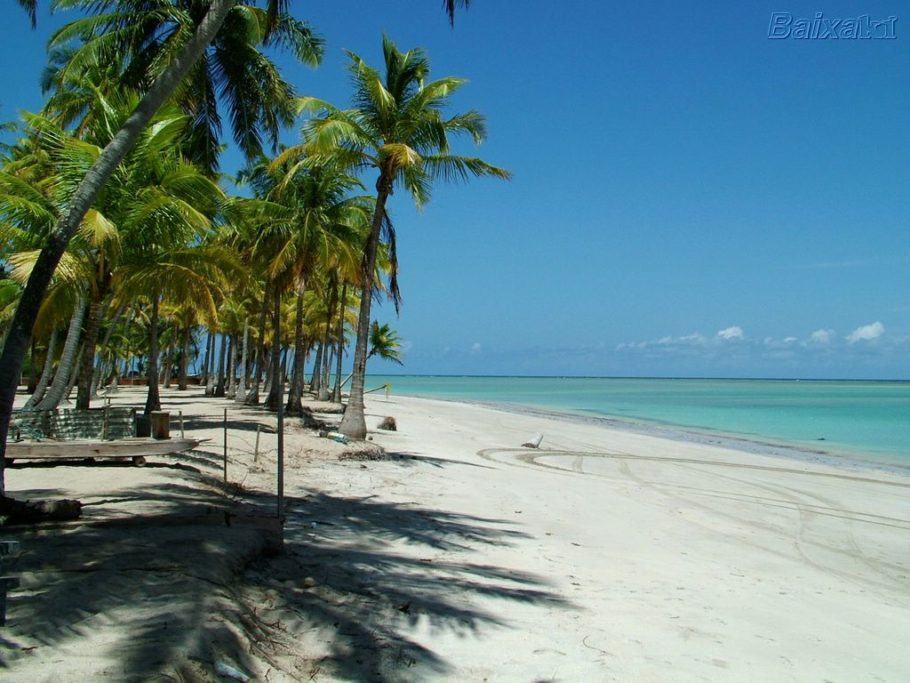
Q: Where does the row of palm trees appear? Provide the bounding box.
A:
[0,2,504,505]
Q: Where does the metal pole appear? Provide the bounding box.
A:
[254,424,261,463]
[178,410,184,439]
[223,407,228,483]
[277,386,284,525]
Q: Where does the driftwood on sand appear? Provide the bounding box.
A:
[0,496,82,525]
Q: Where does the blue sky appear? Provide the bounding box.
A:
[1,1,908,379]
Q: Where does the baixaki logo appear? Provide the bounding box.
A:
[768,12,897,39]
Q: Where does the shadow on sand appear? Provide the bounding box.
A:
[0,452,569,680]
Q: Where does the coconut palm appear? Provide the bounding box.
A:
[257,157,368,413]
[2,99,229,409]
[0,0,319,480]
[42,2,324,172]
[16,1,36,27]
[368,321,404,365]
[284,36,509,438]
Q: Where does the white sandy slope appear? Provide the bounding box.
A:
[2,388,909,681]
[330,393,910,681]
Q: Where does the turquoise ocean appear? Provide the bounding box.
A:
[368,376,910,464]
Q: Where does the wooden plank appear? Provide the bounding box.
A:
[6,438,204,460]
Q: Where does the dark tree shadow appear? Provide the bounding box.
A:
[386,451,496,470]
[225,475,572,680]
[0,455,571,681]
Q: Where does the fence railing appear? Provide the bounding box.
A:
[10,407,137,442]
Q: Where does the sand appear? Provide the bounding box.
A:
[1,386,908,681]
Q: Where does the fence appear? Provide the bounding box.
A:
[10,406,137,442]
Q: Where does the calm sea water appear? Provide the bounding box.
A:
[368,376,910,461]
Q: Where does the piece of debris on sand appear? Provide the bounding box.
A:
[522,433,543,448]
[377,416,397,431]
[337,441,390,461]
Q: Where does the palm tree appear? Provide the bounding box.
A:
[285,36,509,438]
[368,321,404,365]
[15,1,36,27]
[1,100,226,410]
[42,3,323,173]
[256,156,368,413]
[0,0,318,482]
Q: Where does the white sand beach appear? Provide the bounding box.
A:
[2,387,909,681]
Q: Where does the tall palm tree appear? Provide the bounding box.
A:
[258,157,368,413]
[0,0,317,483]
[285,36,509,438]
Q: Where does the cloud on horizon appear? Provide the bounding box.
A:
[717,326,744,341]
[809,329,834,345]
[614,321,905,373]
[846,321,885,344]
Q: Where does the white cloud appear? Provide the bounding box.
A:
[764,335,799,347]
[617,332,706,352]
[808,329,834,345]
[846,321,884,344]
[717,326,744,341]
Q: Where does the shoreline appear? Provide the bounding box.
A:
[387,391,910,475]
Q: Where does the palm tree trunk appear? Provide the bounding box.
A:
[0,0,239,483]
[227,333,239,398]
[317,283,337,401]
[308,342,323,394]
[286,278,306,414]
[23,329,58,410]
[245,285,270,405]
[163,336,176,388]
[214,333,228,397]
[262,350,273,397]
[200,331,210,384]
[265,286,282,411]
[144,296,161,414]
[177,326,192,390]
[321,345,334,396]
[35,298,87,412]
[75,292,105,409]
[63,349,82,403]
[235,322,249,404]
[339,179,391,439]
[332,284,347,403]
[27,341,38,394]
[91,301,127,396]
[202,331,214,394]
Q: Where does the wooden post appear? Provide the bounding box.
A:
[178,410,185,439]
[223,407,228,483]
[254,424,261,463]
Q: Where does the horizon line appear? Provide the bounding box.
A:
[367,373,910,382]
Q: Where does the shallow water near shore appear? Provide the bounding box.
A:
[368,375,910,464]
